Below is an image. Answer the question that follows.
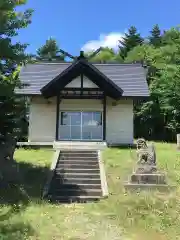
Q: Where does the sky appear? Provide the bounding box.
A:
[16,0,180,56]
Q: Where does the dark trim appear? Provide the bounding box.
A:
[55,94,60,140]
[15,93,150,100]
[60,95,104,99]
[80,73,83,95]
[64,87,100,91]
[103,94,106,141]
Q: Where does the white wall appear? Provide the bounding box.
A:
[60,99,102,111]
[28,97,56,142]
[66,76,98,88]
[28,97,134,144]
[106,98,134,144]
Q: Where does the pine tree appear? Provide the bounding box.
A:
[149,24,162,47]
[0,0,33,141]
[37,38,65,61]
[119,26,144,59]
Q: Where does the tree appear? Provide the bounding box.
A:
[86,47,121,63]
[125,27,180,141]
[0,0,33,141]
[36,38,65,61]
[0,0,33,73]
[149,24,162,47]
[119,26,144,59]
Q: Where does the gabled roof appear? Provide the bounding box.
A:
[15,62,149,98]
[41,58,123,99]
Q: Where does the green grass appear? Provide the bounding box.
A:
[1,143,180,239]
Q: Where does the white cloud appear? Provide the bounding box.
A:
[82,32,124,52]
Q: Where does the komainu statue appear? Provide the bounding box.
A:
[136,138,157,173]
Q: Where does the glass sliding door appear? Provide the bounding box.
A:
[82,112,102,140]
[59,111,103,141]
[70,112,81,140]
[60,112,71,140]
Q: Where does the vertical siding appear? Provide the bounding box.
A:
[83,77,98,88]
[106,98,134,144]
[29,97,56,142]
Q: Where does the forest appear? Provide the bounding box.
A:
[1,0,180,142]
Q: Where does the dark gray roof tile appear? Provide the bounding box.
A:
[15,62,149,97]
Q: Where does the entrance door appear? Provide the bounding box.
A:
[59,111,103,140]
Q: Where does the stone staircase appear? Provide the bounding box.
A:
[47,150,104,203]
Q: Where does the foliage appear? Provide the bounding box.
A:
[149,24,162,47]
[0,0,33,140]
[86,47,123,63]
[36,37,65,61]
[0,0,33,73]
[118,26,144,59]
[126,27,180,139]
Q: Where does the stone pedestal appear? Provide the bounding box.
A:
[124,164,171,191]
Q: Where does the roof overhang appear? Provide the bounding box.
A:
[40,59,123,99]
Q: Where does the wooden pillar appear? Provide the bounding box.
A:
[55,95,60,141]
[103,94,106,141]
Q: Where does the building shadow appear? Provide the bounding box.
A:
[0,156,93,206]
[0,158,49,205]
[0,157,49,239]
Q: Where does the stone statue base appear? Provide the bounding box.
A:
[124,163,172,191]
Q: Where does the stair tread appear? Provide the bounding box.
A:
[59,183,101,187]
[56,168,99,171]
[54,178,101,181]
[60,157,97,158]
[52,188,102,191]
[58,164,98,166]
[49,195,102,199]
[55,172,100,175]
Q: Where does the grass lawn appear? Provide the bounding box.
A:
[1,143,180,239]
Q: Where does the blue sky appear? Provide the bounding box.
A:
[16,0,180,56]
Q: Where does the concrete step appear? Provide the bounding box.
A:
[56,163,99,169]
[48,195,102,203]
[54,177,101,185]
[54,172,100,179]
[60,154,98,158]
[60,155,98,159]
[60,150,98,154]
[55,168,100,174]
[50,183,102,190]
[49,188,102,197]
[59,157,98,162]
[58,160,99,166]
